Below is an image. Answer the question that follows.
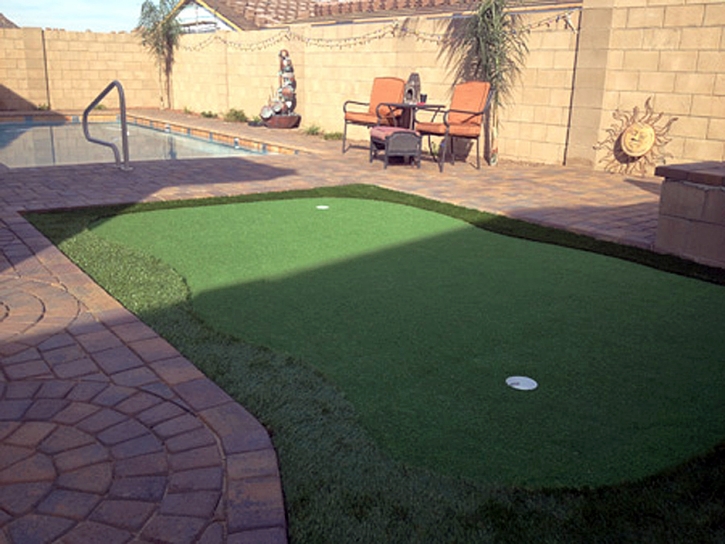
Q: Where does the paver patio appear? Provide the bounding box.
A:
[0,110,663,543]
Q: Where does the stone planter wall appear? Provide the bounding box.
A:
[654,163,725,269]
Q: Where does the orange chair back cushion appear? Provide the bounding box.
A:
[368,77,406,117]
[448,81,491,126]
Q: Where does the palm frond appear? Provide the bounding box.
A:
[137,0,181,108]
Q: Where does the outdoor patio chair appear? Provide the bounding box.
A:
[342,77,406,153]
[413,81,493,172]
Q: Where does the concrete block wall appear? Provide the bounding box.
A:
[2,0,723,171]
[578,0,725,169]
[0,28,49,110]
[42,30,159,110]
[502,11,580,164]
[655,178,725,268]
[1,28,160,112]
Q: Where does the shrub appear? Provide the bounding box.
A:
[224,108,248,123]
[323,132,344,141]
[304,125,322,136]
[201,111,218,119]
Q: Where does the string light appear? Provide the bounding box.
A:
[179,9,579,52]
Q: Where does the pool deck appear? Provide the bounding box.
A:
[0,109,662,543]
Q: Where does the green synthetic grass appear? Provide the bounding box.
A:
[87,196,725,489]
[26,185,725,542]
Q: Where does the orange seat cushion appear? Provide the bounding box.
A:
[415,81,490,140]
[413,121,446,136]
[415,122,481,139]
[345,111,379,125]
[370,126,420,140]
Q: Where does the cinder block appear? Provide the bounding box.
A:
[611,8,628,29]
[537,69,573,88]
[528,122,549,141]
[685,222,725,267]
[610,28,644,49]
[674,72,716,95]
[664,5,705,27]
[702,188,725,226]
[658,179,706,220]
[642,28,681,50]
[648,0,689,6]
[606,70,639,93]
[637,71,676,92]
[627,6,665,28]
[704,3,725,26]
[713,74,725,96]
[546,124,568,143]
[667,116,708,140]
[683,139,725,162]
[697,51,725,73]
[623,51,660,71]
[680,27,722,50]
[654,215,691,254]
[658,51,698,72]
[654,93,693,116]
[615,0,647,7]
[707,118,725,141]
[530,141,564,163]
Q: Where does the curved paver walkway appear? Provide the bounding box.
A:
[0,240,284,543]
[1,109,664,543]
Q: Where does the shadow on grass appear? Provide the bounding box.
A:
[185,215,725,489]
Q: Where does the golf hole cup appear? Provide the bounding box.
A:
[506,376,538,391]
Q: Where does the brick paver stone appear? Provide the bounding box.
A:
[140,514,207,544]
[58,521,133,544]
[89,499,156,530]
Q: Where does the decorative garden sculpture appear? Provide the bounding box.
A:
[260,49,301,129]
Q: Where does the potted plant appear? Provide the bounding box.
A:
[444,0,529,165]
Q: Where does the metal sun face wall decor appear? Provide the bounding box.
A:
[594,97,678,176]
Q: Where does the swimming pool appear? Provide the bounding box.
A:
[0,119,269,169]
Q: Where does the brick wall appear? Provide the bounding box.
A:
[2,0,723,171]
[1,28,160,111]
[569,0,725,168]
[0,28,48,109]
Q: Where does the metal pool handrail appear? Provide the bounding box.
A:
[82,80,132,171]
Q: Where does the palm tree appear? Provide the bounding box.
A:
[137,0,181,109]
[443,0,529,165]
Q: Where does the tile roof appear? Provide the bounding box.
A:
[173,0,316,30]
[310,0,481,21]
[175,0,577,31]
[0,13,19,28]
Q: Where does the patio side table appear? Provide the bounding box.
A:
[369,126,422,168]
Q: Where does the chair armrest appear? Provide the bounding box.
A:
[443,107,487,127]
[375,102,404,123]
[413,104,445,124]
[343,99,370,113]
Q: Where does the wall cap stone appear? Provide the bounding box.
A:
[655,161,725,187]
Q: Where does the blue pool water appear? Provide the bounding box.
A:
[0,121,265,169]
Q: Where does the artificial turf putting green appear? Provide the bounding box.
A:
[90,196,725,488]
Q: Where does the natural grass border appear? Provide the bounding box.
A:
[25,184,725,542]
